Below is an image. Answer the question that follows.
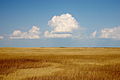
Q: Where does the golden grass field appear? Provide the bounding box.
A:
[0,47,120,80]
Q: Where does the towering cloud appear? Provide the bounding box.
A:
[10,26,40,39]
[45,13,79,38]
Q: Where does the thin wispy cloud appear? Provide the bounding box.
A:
[45,13,80,38]
[91,30,97,38]
[91,26,120,40]
[10,26,40,39]
[99,26,120,40]
[0,36,4,40]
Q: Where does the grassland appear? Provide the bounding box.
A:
[0,47,120,80]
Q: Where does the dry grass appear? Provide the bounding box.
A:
[0,47,120,80]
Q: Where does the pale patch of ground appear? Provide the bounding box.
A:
[73,61,104,66]
[2,63,63,80]
[2,67,63,80]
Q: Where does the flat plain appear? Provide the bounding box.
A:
[0,47,120,80]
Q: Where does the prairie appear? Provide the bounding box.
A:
[0,47,120,80]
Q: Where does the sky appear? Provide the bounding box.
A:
[0,0,120,47]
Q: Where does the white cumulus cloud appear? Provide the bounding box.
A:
[45,13,79,38]
[10,26,40,39]
[0,36,4,40]
[99,26,120,40]
[44,31,72,38]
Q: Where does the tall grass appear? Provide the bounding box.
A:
[0,47,120,80]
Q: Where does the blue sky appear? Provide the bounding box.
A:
[0,0,120,47]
